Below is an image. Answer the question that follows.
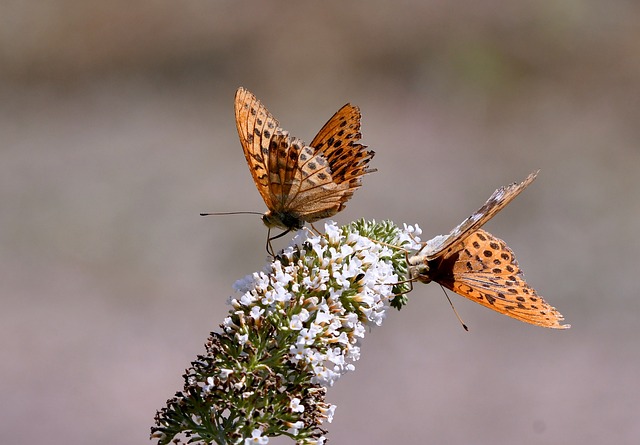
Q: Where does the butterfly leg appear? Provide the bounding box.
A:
[400,250,415,293]
[266,227,293,257]
[265,227,275,257]
[308,223,320,236]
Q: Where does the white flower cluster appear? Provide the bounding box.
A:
[224,221,422,388]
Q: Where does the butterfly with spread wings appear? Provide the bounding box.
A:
[233,87,376,253]
[408,171,569,329]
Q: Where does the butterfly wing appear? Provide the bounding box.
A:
[235,87,280,211]
[307,103,376,213]
[423,171,539,259]
[435,229,569,329]
[267,102,376,224]
[266,132,346,223]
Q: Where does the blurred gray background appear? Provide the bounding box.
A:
[2,1,639,444]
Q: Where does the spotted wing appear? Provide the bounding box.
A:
[422,171,539,260]
[235,87,280,210]
[436,229,569,329]
[266,132,345,220]
[308,104,376,213]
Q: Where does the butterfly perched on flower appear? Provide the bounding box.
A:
[231,87,376,251]
[408,171,569,329]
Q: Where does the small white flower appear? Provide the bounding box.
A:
[324,221,342,244]
[289,397,305,413]
[400,223,423,249]
[290,228,312,247]
[297,326,320,346]
[297,308,310,322]
[315,305,333,324]
[219,368,233,381]
[272,283,292,302]
[304,350,325,366]
[289,314,304,331]
[346,346,360,362]
[342,313,358,329]
[244,429,269,444]
[354,292,375,307]
[340,244,354,257]
[334,331,350,345]
[326,347,345,366]
[222,316,238,332]
[249,306,264,320]
[320,404,336,423]
[289,343,306,363]
[239,293,256,307]
[272,267,293,286]
[236,333,248,345]
[314,366,341,387]
[203,376,216,393]
[359,248,380,266]
[333,270,351,289]
[287,420,305,436]
[312,241,326,259]
[261,290,276,306]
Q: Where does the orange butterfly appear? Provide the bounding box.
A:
[233,87,376,250]
[408,171,569,329]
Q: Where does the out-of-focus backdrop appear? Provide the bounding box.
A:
[2,1,638,444]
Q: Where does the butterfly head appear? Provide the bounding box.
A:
[407,254,434,284]
[261,211,305,230]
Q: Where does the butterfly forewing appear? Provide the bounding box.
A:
[422,171,538,260]
[235,87,281,211]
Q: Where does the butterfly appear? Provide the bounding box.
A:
[408,171,569,329]
[233,87,376,252]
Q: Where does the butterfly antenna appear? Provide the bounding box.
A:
[199,211,264,217]
[440,286,469,331]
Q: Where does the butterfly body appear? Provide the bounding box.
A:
[235,87,375,233]
[408,172,569,329]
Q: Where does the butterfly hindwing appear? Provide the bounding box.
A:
[267,133,343,220]
[439,230,568,329]
[310,104,376,210]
